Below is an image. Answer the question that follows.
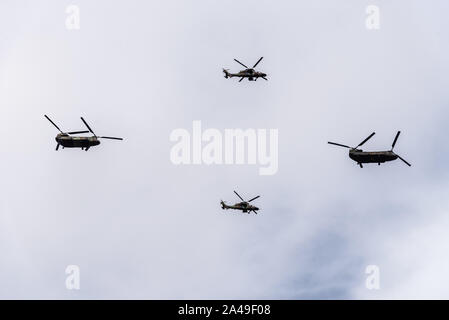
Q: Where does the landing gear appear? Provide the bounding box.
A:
[358,163,363,168]
[56,144,60,151]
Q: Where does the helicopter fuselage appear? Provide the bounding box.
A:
[349,149,398,165]
[56,134,100,149]
[225,69,267,81]
[328,131,410,168]
[221,201,259,213]
[46,115,122,151]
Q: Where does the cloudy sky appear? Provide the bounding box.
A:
[1,0,449,299]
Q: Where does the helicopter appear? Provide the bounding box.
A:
[328,131,411,168]
[223,57,268,82]
[221,191,260,214]
[45,115,123,151]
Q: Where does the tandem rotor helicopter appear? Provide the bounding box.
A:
[45,115,123,151]
[223,57,268,82]
[328,131,411,168]
[221,191,260,214]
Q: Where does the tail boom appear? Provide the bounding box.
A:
[223,69,233,79]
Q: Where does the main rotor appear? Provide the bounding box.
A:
[328,132,376,152]
[80,117,123,141]
[233,56,264,71]
[232,57,268,81]
[234,190,260,214]
[44,115,89,136]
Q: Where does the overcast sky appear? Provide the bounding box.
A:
[1,0,449,299]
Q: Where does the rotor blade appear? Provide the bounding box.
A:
[328,142,351,148]
[67,130,89,135]
[234,59,248,69]
[248,195,260,203]
[99,136,123,140]
[357,132,375,148]
[252,210,258,215]
[44,115,63,133]
[80,117,96,136]
[239,77,244,82]
[392,131,401,150]
[252,57,263,68]
[234,191,245,202]
[262,76,268,81]
[397,155,411,167]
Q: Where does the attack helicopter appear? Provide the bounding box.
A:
[45,115,123,151]
[221,191,260,214]
[328,131,411,168]
[223,57,268,82]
